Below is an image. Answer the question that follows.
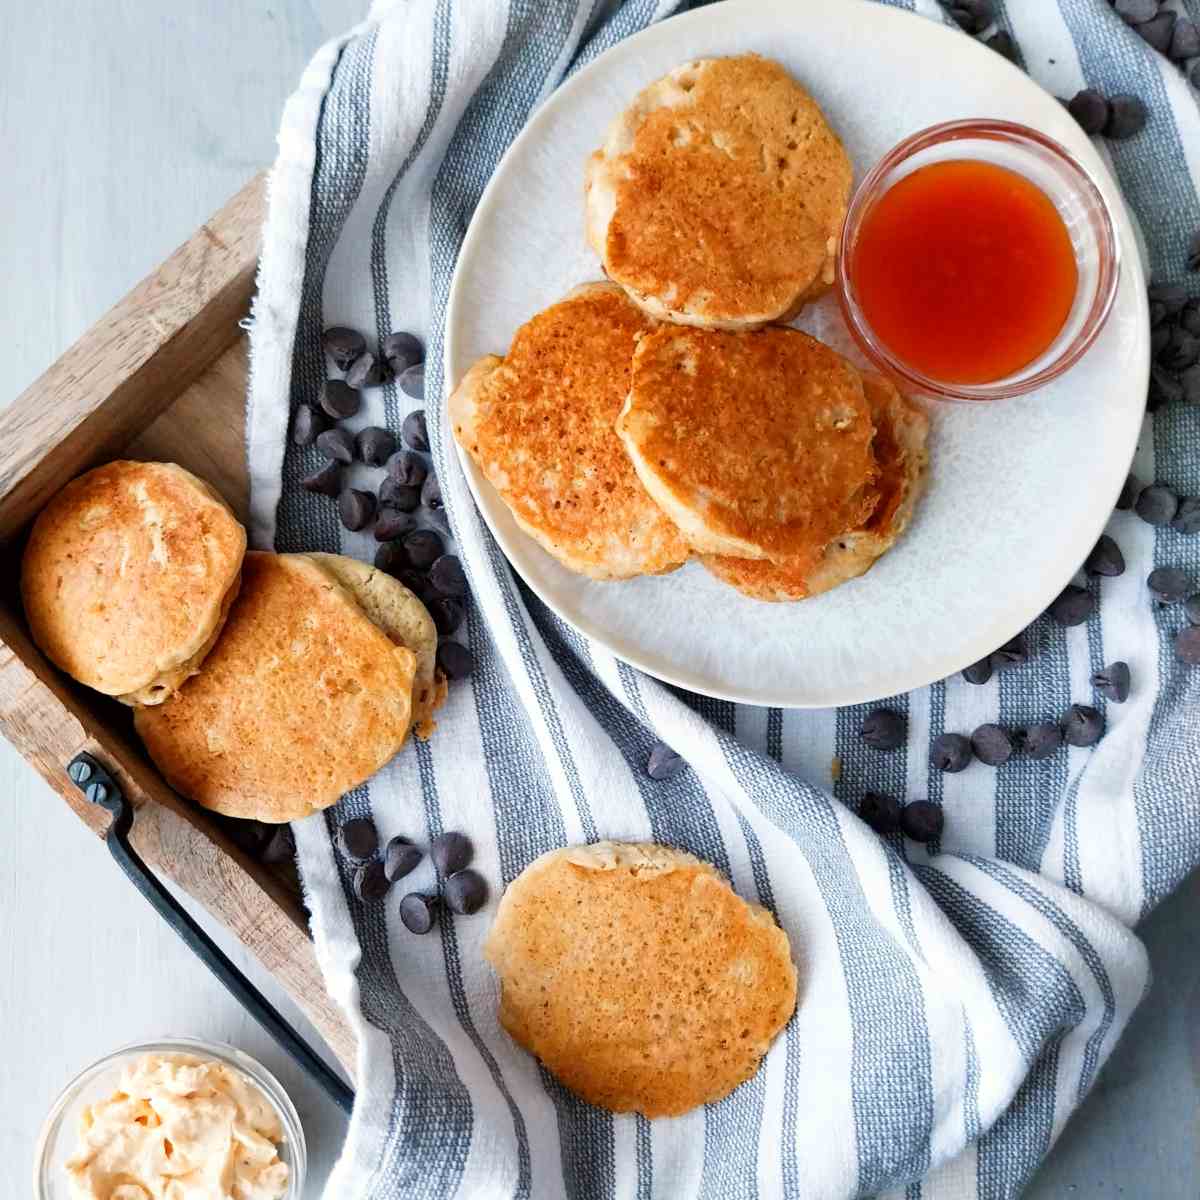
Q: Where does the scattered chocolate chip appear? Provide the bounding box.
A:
[1116,474,1141,510]
[861,708,905,750]
[971,723,1013,766]
[1019,722,1063,759]
[1114,0,1157,25]
[384,836,422,882]
[1151,326,1171,363]
[302,461,342,497]
[1183,364,1200,407]
[322,326,366,371]
[261,825,296,865]
[429,554,468,598]
[375,508,416,542]
[1186,594,1200,625]
[1151,301,1168,328]
[382,331,424,374]
[1067,88,1109,135]
[431,831,473,876]
[444,869,489,915]
[986,30,1019,63]
[647,741,685,780]
[425,506,451,535]
[338,488,377,532]
[422,472,444,513]
[945,0,993,34]
[374,541,408,576]
[1092,660,1131,702]
[1063,704,1104,748]
[223,818,271,857]
[962,657,993,685]
[396,568,434,601]
[428,597,465,636]
[346,351,390,389]
[402,410,430,451]
[319,379,361,420]
[1148,566,1193,603]
[1181,300,1200,335]
[1169,17,1200,61]
[399,892,437,934]
[1048,585,1094,626]
[992,636,1028,670]
[379,478,421,512]
[859,791,902,835]
[386,450,427,488]
[316,427,355,464]
[292,404,329,446]
[931,732,972,772]
[353,859,391,902]
[398,362,426,400]
[1149,282,1188,315]
[900,801,944,844]
[437,640,474,680]
[1160,328,1199,372]
[1134,10,1176,54]
[404,528,444,569]
[1149,365,1183,410]
[357,426,397,467]
[1085,534,1125,577]
[1135,483,1178,525]
[1177,626,1200,664]
[1104,94,1148,140]
[336,817,379,863]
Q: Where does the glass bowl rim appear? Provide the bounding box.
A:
[836,117,1121,402]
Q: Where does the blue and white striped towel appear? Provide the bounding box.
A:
[246,1,1200,1196]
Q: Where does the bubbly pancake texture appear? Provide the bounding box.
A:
[449,283,689,579]
[619,324,878,562]
[21,460,245,704]
[484,841,797,1118]
[585,54,852,329]
[703,373,929,601]
[134,552,416,823]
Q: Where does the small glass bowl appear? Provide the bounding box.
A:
[837,118,1120,401]
[33,1037,307,1200]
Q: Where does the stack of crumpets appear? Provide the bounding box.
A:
[452,53,929,603]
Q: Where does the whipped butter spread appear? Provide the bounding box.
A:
[64,1052,289,1200]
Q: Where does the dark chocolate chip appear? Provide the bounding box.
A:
[382,331,424,374]
[1151,326,1170,362]
[1104,94,1148,140]
[991,636,1028,671]
[1178,626,1200,664]
[1169,17,1200,61]
[1148,566,1193,603]
[404,528,444,569]
[986,30,1019,63]
[425,506,451,535]
[336,817,379,864]
[319,379,361,420]
[971,723,1013,766]
[1048,585,1094,626]
[1134,10,1176,54]
[861,708,905,750]
[386,450,427,488]
[1186,593,1200,625]
[338,488,377,532]
[396,568,434,601]
[437,640,474,680]
[384,836,422,882]
[1114,0,1157,25]
[261,825,296,865]
[962,657,993,685]
[647,741,685,780]
[1159,327,1199,372]
[375,508,417,542]
[346,351,390,389]
[402,410,430,451]
[316,427,355,464]
[291,404,329,446]
[444,869,489,915]
[379,478,421,512]
[357,426,397,467]
[399,892,437,934]
[1019,722,1063,759]
[900,801,944,844]
[1149,365,1182,410]
[431,831,473,876]
[353,859,391,902]
[302,461,342,497]
[1085,534,1125,577]
[422,472,444,513]
[223,817,270,856]
[322,326,366,371]
[1181,365,1200,406]
[429,554,468,598]
[945,0,994,35]
[1067,88,1110,135]
[374,541,408,576]
[931,732,972,772]
[1135,483,1178,525]
[1091,660,1131,703]
[398,363,426,400]
[1150,301,1168,328]
[428,597,465,636]
[1116,474,1141,510]
[859,791,902,835]
[1063,703,1104,748]
[1149,282,1188,315]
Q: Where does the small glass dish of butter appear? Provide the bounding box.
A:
[34,1037,307,1200]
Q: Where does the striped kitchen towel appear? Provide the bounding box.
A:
[246,1,1200,1196]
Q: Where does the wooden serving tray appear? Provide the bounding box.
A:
[0,176,356,1074]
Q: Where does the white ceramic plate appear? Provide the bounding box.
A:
[445,0,1148,708]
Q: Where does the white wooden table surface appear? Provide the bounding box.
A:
[1,4,1197,1199]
